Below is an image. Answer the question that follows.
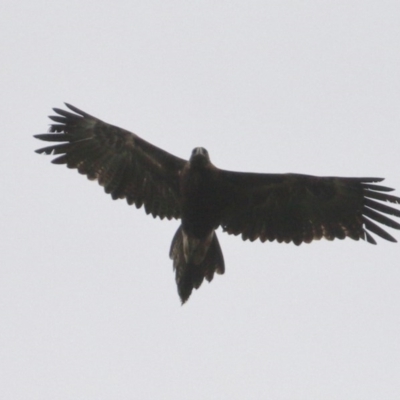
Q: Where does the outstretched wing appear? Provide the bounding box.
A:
[219,172,400,245]
[35,104,186,219]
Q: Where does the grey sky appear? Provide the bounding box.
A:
[1,1,400,399]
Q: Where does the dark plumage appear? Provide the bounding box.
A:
[35,104,400,303]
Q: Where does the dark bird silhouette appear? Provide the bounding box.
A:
[35,104,400,303]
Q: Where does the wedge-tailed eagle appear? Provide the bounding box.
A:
[35,104,400,303]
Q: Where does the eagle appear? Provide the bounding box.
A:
[35,104,400,303]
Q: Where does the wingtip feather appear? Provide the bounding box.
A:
[64,103,90,117]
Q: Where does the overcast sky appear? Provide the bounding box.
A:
[2,1,400,399]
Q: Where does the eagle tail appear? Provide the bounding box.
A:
[169,226,225,303]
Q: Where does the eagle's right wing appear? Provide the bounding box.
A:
[35,104,186,220]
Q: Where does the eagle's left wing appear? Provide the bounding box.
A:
[218,171,400,245]
[35,104,186,220]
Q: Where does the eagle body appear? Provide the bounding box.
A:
[173,147,225,302]
[180,147,223,238]
[35,104,400,303]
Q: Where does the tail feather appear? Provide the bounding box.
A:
[169,226,225,303]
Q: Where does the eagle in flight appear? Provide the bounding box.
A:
[35,104,400,303]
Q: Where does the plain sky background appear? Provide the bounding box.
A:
[2,1,400,399]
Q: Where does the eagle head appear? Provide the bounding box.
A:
[189,147,210,167]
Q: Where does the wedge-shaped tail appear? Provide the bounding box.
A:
[170,226,225,303]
